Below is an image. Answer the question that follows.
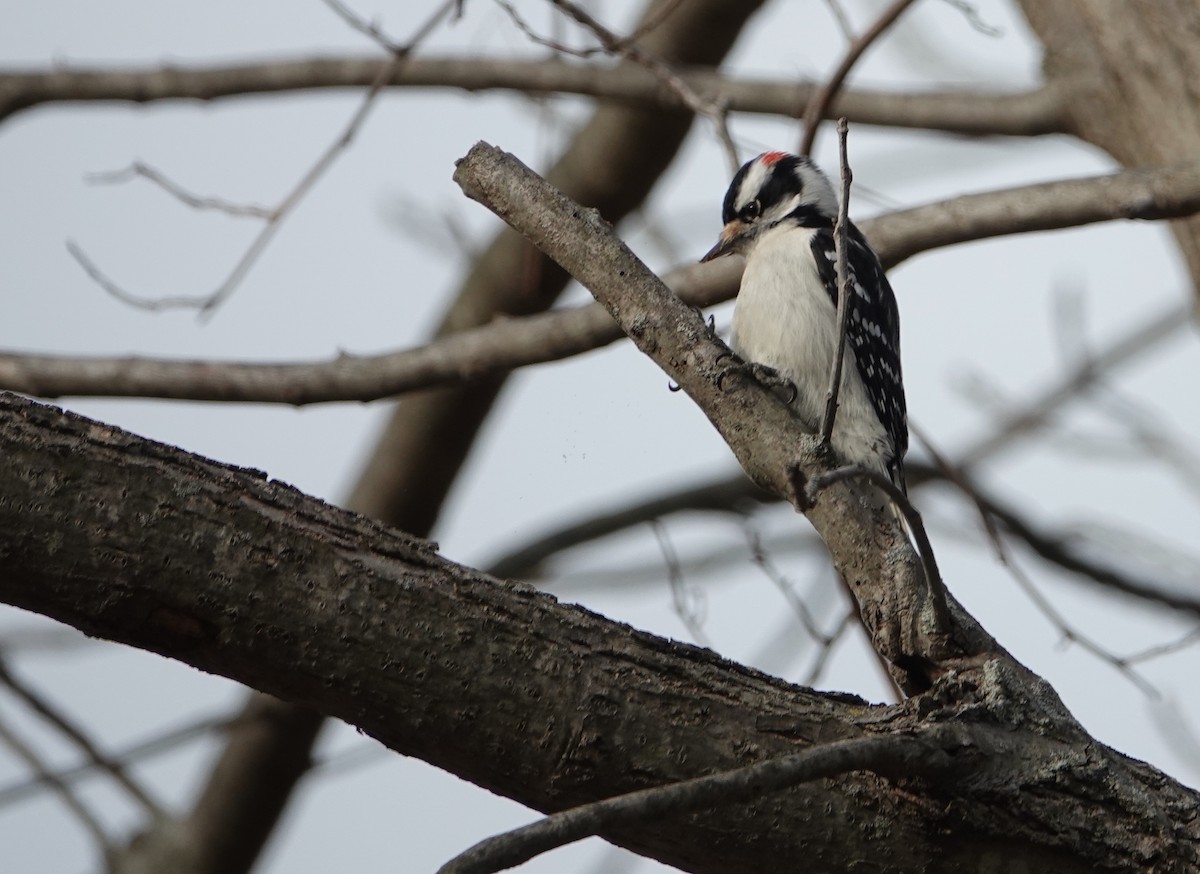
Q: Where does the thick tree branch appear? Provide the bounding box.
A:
[0,57,1066,136]
[136,6,776,874]
[8,161,1199,405]
[0,259,738,403]
[2,392,1197,872]
[441,726,963,874]
[864,160,1200,267]
[452,141,987,684]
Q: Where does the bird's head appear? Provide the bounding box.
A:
[701,151,838,262]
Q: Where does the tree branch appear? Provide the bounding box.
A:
[440,726,962,874]
[2,391,1197,872]
[451,141,988,685]
[7,161,1199,404]
[0,57,1066,136]
[798,0,918,156]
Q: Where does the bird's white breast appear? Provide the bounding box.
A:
[731,225,890,470]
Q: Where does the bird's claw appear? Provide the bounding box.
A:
[716,356,798,404]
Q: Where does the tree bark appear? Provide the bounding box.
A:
[2,393,1196,873]
[116,2,771,871]
[1018,0,1200,302]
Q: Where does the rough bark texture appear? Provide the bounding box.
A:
[451,142,993,691]
[1019,0,1200,302]
[347,0,767,534]
[0,57,1067,136]
[115,3,770,872]
[2,394,1197,873]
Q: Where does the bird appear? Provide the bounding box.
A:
[701,150,907,490]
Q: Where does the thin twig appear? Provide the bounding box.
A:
[746,527,830,643]
[0,660,164,817]
[801,606,857,687]
[0,713,110,849]
[798,0,918,156]
[71,1,456,319]
[822,0,855,41]
[651,520,713,648]
[819,118,852,446]
[0,712,234,810]
[912,424,1160,696]
[957,301,1187,469]
[86,162,272,218]
[938,0,1002,36]
[534,0,740,174]
[437,726,959,874]
[805,464,951,635]
[1120,626,1200,668]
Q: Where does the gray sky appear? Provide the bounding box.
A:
[2,2,1198,872]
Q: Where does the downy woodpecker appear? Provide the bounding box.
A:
[701,151,907,489]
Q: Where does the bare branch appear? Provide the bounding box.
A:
[651,521,712,647]
[0,711,110,849]
[957,300,1189,469]
[912,427,1159,696]
[819,118,853,445]
[86,162,272,218]
[0,57,1068,137]
[485,472,770,578]
[10,163,1198,404]
[543,0,739,172]
[70,58,401,317]
[0,660,164,817]
[0,712,233,811]
[438,726,961,874]
[4,391,1199,872]
[451,141,998,686]
[798,0,919,156]
[71,2,456,317]
[803,464,950,638]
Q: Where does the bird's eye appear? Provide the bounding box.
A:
[740,200,761,222]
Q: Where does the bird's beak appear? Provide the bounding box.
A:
[700,220,746,263]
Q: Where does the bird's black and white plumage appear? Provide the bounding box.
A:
[701,151,908,489]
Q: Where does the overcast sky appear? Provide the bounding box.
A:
[2,2,1198,872]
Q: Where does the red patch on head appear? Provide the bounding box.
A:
[759,150,791,166]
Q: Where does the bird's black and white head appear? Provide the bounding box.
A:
[701,151,839,262]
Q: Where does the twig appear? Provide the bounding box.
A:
[534,0,740,174]
[957,301,1187,469]
[68,57,400,318]
[746,527,830,644]
[912,424,1160,696]
[801,606,857,687]
[1119,625,1200,668]
[0,712,234,810]
[819,118,852,446]
[805,464,951,636]
[437,726,959,874]
[798,0,918,156]
[70,1,455,319]
[650,520,713,648]
[822,0,855,42]
[0,660,164,817]
[86,162,272,218]
[0,712,110,849]
[938,0,1002,36]
[327,0,458,58]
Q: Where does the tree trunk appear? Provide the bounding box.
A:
[1018,0,1200,303]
